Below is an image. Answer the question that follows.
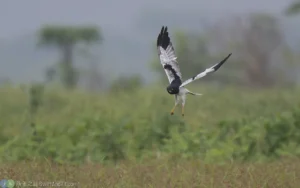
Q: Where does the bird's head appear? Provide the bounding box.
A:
[166,85,179,94]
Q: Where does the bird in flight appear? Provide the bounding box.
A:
[156,26,232,116]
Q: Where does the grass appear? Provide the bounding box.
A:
[0,84,300,187]
[1,158,300,187]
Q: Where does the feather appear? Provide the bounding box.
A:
[180,53,232,87]
[157,26,182,83]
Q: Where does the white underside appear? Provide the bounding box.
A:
[175,87,202,106]
[175,87,188,106]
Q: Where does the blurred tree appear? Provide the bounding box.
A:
[285,1,300,15]
[38,25,101,89]
[207,13,289,87]
[242,13,283,87]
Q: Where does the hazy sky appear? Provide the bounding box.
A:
[0,0,298,85]
[0,0,294,39]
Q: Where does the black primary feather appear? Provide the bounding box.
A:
[157,26,170,50]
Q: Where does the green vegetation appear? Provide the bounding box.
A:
[0,84,299,164]
[0,84,300,187]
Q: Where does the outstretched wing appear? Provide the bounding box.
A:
[180,53,232,87]
[157,26,182,83]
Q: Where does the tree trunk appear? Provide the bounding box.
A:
[61,43,77,89]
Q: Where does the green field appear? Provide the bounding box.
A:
[0,84,300,187]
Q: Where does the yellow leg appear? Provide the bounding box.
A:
[181,105,184,117]
[170,104,177,115]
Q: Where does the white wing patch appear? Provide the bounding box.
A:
[157,26,182,83]
[180,53,232,87]
[158,46,182,83]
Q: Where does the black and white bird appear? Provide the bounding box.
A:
[156,26,232,116]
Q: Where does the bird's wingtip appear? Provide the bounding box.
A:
[161,26,168,30]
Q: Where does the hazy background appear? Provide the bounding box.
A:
[0,0,299,90]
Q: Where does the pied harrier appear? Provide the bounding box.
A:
[156,26,232,116]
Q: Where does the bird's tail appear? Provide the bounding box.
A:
[186,89,202,96]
